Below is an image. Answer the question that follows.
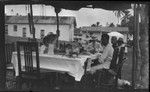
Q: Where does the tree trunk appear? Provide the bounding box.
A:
[138,4,149,89]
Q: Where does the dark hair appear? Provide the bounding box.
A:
[101,33,109,46]
[117,38,124,46]
[111,36,117,44]
[43,33,57,46]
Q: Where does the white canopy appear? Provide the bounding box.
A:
[108,31,124,39]
[108,31,125,44]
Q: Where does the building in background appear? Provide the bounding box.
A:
[74,26,129,43]
[5,15,76,42]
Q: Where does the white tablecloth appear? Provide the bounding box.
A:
[11,52,90,81]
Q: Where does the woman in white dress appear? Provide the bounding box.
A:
[41,32,57,55]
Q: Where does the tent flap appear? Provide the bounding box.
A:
[3,0,131,11]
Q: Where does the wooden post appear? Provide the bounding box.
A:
[55,7,61,49]
[28,13,32,34]
[132,4,139,89]
[56,12,59,48]
[30,3,35,39]
[54,7,61,89]
[0,2,6,90]
[131,4,136,89]
[135,4,141,85]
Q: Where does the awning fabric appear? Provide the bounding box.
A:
[3,0,132,11]
[49,1,132,11]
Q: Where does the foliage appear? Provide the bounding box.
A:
[120,15,145,35]
[120,10,131,22]
[91,24,96,27]
[113,10,131,26]
[96,22,100,26]
[109,23,115,27]
[114,9,133,34]
[113,10,125,19]
[113,10,125,24]
[91,22,102,27]
[116,24,121,27]
[121,16,134,34]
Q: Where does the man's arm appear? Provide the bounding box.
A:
[88,53,101,59]
[90,45,114,71]
[98,46,109,63]
[91,57,112,70]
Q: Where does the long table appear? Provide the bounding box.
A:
[11,52,90,81]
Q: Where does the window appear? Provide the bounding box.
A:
[40,30,45,39]
[22,27,26,37]
[13,25,17,31]
[5,25,8,34]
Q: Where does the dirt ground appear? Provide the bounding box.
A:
[122,47,133,82]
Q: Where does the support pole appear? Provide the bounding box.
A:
[132,4,138,89]
[30,2,35,39]
[135,4,140,85]
[28,13,32,35]
[54,7,61,89]
[0,2,6,90]
[55,7,61,48]
[56,12,59,48]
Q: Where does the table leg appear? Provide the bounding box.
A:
[54,72,60,89]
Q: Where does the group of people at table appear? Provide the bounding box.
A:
[38,32,127,86]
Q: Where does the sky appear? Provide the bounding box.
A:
[5,5,133,28]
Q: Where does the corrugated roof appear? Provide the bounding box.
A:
[5,16,76,26]
[80,26,129,32]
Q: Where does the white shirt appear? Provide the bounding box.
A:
[100,44,114,62]
[85,42,103,53]
[47,44,54,55]
[89,43,114,70]
[40,45,46,54]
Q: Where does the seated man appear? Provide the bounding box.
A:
[117,37,127,55]
[111,36,118,49]
[87,33,114,74]
[81,34,114,88]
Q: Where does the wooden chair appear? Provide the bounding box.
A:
[98,47,127,88]
[114,47,127,87]
[5,43,15,69]
[5,43,16,89]
[81,46,127,89]
[116,47,126,79]
[16,41,51,90]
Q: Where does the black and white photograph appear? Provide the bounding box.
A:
[0,0,149,91]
